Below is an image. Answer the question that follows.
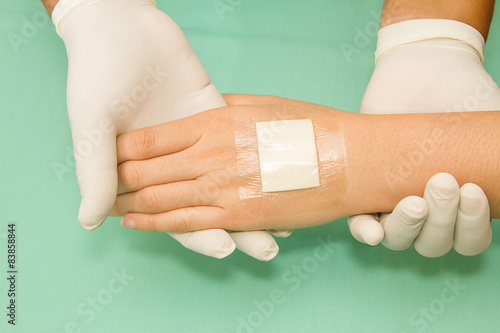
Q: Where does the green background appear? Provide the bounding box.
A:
[1,0,500,332]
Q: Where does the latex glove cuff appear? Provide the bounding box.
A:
[52,0,158,36]
[375,19,485,63]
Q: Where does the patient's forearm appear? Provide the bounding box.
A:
[380,0,495,39]
[342,110,500,218]
[42,0,59,16]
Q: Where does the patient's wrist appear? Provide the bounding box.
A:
[340,111,446,217]
[339,112,402,216]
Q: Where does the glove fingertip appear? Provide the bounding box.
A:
[78,198,109,231]
[169,230,236,259]
[459,183,489,215]
[258,245,279,261]
[230,231,279,261]
[398,196,428,223]
[268,229,293,238]
[362,226,384,246]
[212,240,237,259]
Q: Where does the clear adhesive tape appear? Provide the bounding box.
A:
[234,115,347,224]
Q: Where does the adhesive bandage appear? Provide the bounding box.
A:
[256,119,320,192]
[234,116,347,204]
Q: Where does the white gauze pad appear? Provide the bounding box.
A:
[256,119,320,192]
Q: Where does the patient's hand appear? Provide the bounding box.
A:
[111,95,350,232]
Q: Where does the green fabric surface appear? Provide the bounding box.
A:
[1,1,500,332]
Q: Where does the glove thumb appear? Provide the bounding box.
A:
[71,112,118,231]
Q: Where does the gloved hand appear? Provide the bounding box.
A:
[348,19,500,257]
[52,0,290,260]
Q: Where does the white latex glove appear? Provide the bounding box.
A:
[348,19,500,257]
[52,0,290,260]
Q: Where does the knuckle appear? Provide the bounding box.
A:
[141,188,161,211]
[166,186,183,205]
[118,162,141,190]
[159,157,172,172]
[145,216,159,233]
[217,210,234,230]
[262,95,280,104]
[266,104,292,119]
[173,210,192,233]
[134,128,156,155]
[112,201,125,216]
[197,181,216,204]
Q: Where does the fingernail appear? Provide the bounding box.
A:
[120,217,136,229]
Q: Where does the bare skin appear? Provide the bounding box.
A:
[110,94,500,233]
[42,0,59,16]
[380,0,495,39]
[44,0,494,38]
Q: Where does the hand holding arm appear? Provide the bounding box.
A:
[348,0,498,256]
[44,0,284,260]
